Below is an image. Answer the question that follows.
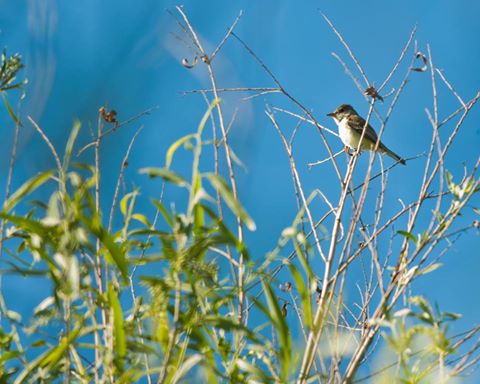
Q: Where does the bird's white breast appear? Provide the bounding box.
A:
[337,117,361,149]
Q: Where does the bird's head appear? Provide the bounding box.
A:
[327,104,357,121]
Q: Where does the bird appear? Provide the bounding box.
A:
[327,104,406,165]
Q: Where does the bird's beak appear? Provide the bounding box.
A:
[327,111,336,117]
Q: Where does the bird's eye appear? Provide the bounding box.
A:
[338,107,344,113]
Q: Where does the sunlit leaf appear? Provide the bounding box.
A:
[4,170,54,212]
[108,283,126,371]
[415,263,442,276]
[288,261,312,329]
[1,92,21,125]
[261,280,291,381]
[205,173,256,231]
[139,167,189,187]
[152,199,174,227]
[397,230,417,244]
[166,134,195,169]
[63,120,81,171]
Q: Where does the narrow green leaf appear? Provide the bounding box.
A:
[261,280,291,381]
[397,230,417,244]
[172,354,203,382]
[288,262,313,329]
[415,263,442,276]
[62,120,81,171]
[152,199,174,227]
[205,173,256,231]
[108,283,127,371]
[14,323,83,384]
[83,217,129,282]
[120,192,136,216]
[132,213,151,227]
[197,98,220,137]
[15,326,98,384]
[236,358,272,382]
[166,134,195,169]
[4,170,54,212]
[41,326,83,368]
[442,312,462,322]
[1,93,21,125]
[139,167,189,187]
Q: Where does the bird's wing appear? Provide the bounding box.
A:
[348,115,379,143]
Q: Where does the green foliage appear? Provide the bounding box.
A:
[0,100,286,383]
[374,297,461,383]
[1,49,27,124]
[1,39,477,383]
[0,49,27,93]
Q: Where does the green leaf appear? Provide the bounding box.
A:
[132,213,151,227]
[236,358,272,382]
[152,199,174,227]
[166,134,195,169]
[205,173,256,231]
[62,120,81,171]
[172,354,203,382]
[261,280,291,381]
[415,263,442,276]
[397,230,417,244]
[120,192,136,216]
[1,92,21,125]
[197,98,220,137]
[288,261,312,329]
[139,167,189,187]
[108,283,127,371]
[445,170,460,200]
[4,170,54,212]
[14,323,84,384]
[84,217,129,283]
[441,312,462,322]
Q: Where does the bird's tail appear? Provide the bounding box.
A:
[380,144,406,165]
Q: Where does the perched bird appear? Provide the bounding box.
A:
[327,104,406,165]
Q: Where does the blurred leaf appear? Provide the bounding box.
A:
[261,280,291,381]
[397,230,417,244]
[172,354,203,382]
[441,312,462,322]
[0,350,20,363]
[205,173,256,231]
[4,170,54,212]
[120,192,136,216]
[288,261,312,329]
[409,296,434,325]
[156,308,170,352]
[1,93,20,125]
[415,263,442,276]
[139,167,189,187]
[166,134,195,169]
[132,213,151,227]
[445,170,461,200]
[5,310,21,323]
[0,213,48,240]
[84,218,128,283]
[197,98,220,137]
[108,283,127,372]
[62,120,81,171]
[14,323,84,384]
[236,358,272,382]
[152,199,174,227]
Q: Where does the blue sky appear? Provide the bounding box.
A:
[1,0,479,381]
